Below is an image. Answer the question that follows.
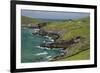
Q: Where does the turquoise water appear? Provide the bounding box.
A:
[21,27,63,63]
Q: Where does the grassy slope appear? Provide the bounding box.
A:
[62,49,90,61]
[42,17,90,60]
[21,16,40,25]
[42,17,90,41]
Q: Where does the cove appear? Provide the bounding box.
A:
[21,27,64,63]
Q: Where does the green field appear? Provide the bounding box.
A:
[61,49,90,61]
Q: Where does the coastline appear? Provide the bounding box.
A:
[21,16,90,61]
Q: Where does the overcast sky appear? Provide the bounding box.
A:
[21,10,90,20]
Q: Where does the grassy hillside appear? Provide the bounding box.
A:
[41,16,90,61]
[62,49,90,61]
[21,16,40,25]
[42,17,90,41]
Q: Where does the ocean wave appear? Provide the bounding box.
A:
[35,46,50,50]
[35,46,43,49]
[44,36,54,42]
[46,56,53,60]
[46,56,52,59]
[35,51,48,56]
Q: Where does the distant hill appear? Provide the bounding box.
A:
[21,16,40,25]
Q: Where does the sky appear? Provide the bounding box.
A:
[21,10,90,20]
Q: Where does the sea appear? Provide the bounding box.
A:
[21,27,64,63]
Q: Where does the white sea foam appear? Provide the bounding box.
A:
[36,52,48,56]
[33,29,40,33]
[50,39,54,42]
[43,41,46,43]
[46,56,52,59]
[45,36,54,42]
[35,46,51,50]
[36,46,43,49]
[44,36,49,38]
[45,36,53,40]
[35,46,49,50]
[45,47,50,50]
